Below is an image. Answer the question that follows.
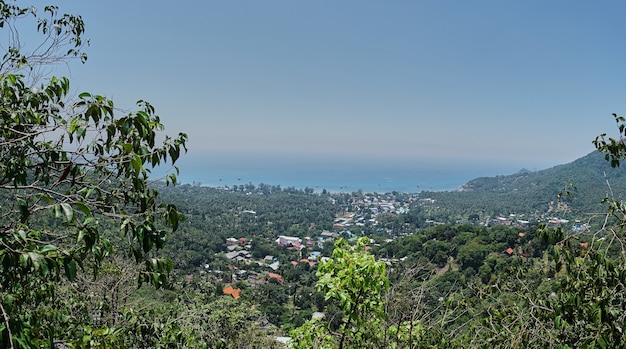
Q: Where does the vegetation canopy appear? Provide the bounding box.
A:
[0,1,187,347]
[5,1,626,349]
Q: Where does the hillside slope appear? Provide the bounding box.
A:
[425,150,626,217]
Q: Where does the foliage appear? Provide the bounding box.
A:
[593,113,626,169]
[524,113,626,348]
[423,149,626,225]
[119,295,281,349]
[290,237,390,348]
[454,113,626,348]
[0,1,187,347]
[1,8,626,346]
[546,232,626,348]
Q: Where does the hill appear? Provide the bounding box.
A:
[422,150,626,219]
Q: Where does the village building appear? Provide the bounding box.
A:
[267,272,284,285]
[223,285,241,299]
[276,235,302,246]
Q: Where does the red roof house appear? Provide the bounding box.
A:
[223,285,241,299]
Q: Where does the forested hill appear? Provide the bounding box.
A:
[461,150,623,194]
[424,150,626,217]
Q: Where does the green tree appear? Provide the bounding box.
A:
[525,113,626,348]
[457,237,489,272]
[462,113,626,348]
[120,295,282,349]
[0,2,187,347]
[290,237,390,349]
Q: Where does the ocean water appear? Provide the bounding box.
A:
[158,154,519,193]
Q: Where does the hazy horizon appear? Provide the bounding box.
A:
[150,147,598,193]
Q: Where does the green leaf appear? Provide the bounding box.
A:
[17,197,29,223]
[77,229,85,243]
[15,336,29,349]
[64,257,77,281]
[40,259,49,276]
[39,244,57,254]
[77,125,86,138]
[131,153,142,172]
[597,336,606,349]
[60,202,74,222]
[122,143,133,152]
[17,229,27,242]
[74,201,91,216]
[38,193,53,204]
[27,252,40,270]
[19,253,29,268]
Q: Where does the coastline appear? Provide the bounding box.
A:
[153,154,523,194]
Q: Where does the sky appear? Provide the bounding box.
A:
[28,1,626,173]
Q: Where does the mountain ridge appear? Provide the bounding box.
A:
[425,150,626,217]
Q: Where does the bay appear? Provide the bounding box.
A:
[156,154,522,193]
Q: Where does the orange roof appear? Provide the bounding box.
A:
[518,232,526,237]
[267,272,284,285]
[504,248,514,255]
[223,285,241,299]
[580,242,589,249]
[268,272,282,280]
[290,261,298,266]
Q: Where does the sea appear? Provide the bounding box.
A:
[156,154,522,194]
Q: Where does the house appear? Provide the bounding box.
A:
[548,218,568,227]
[276,235,302,246]
[300,258,316,267]
[320,231,340,239]
[267,272,284,285]
[225,251,240,260]
[236,270,248,279]
[312,312,325,319]
[223,285,241,299]
[226,237,239,245]
[268,261,280,271]
[274,337,291,346]
[495,216,511,226]
[287,241,303,250]
[248,276,267,286]
[263,255,274,263]
[225,250,251,261]
[309,251,322,260]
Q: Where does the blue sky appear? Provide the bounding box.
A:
[51,1,626,172]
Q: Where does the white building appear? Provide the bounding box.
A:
[276,235,302,246]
